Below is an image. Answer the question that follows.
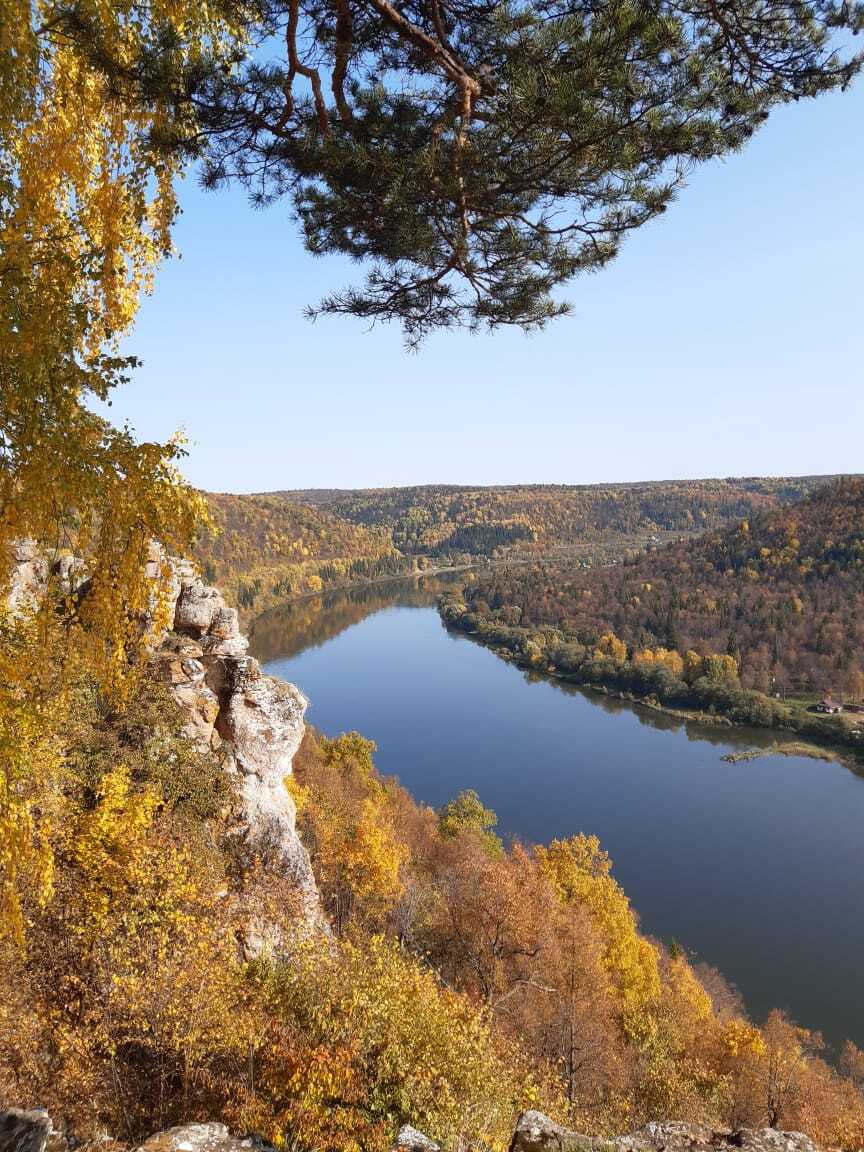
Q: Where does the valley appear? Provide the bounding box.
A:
[7,5,864,1144]
[198,476,845,620]
[254,577,864,1055]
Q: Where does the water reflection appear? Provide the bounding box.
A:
[249,571,467,662]
[513,647,789,750]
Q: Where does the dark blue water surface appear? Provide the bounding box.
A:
[253,579,864,1052]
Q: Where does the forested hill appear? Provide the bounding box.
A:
[281,477,842,557]
[444,479,864,706]
[196,492,415,613]
[199,477,854,617]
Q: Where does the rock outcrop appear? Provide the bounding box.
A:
[218,663,313,884]
[4,539,321,945]
[0,1110,66,1152]
[161,559,321,935]
[507,1113,820,1152]
[0,1111,827,1152]
[5,540,49,616]
[134,1123,270,1152]
[394,1125,441,1152]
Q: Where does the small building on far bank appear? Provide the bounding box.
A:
[816,697,844,714]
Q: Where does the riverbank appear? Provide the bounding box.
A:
[549,670,860,771]
[438,596,864,773]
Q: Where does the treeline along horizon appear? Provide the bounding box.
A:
[198,476,854,615]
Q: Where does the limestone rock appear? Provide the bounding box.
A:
[183,656,207,681]
[147,545,194,598]
[0,1111,827,1152]
[157,651,205,686]
[167,561,249,658]
[146,554,322,939]
[509,1111,591,1152]
[175,581,227,638]
[616,1123,818,1152]
[616,1123,717,1152]
[134,1123,269,1152]
[171,679,221,744]
[395,1126,440,1152]
[508,1116,821,1152]
[216,658,317,906]
[155,640,220,744]
[6,540,48,615]
[219,658,307,785]
[52,553,85,595]
[202,632,250,659]
[141,544,191,647]
[155,558,320,936]
[201,607,249,658]
[724,1131,818,1152]
[144,539,168,581]
[239,913,287,962]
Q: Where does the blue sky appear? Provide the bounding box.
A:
[100,81,864,493]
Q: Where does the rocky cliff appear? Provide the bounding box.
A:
[6,541,321,943]
[152,546,321,937]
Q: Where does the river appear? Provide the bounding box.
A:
[251,574,864,1053]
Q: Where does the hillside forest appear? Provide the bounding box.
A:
[6,673,864,1151]
[197,494,416,616]
[439,479,864,751]
[199,478,840,618]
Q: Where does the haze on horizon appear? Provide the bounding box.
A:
[99,81,864,494]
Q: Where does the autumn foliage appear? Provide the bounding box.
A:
[288,479,832,562]
[441,480,864,745]
[3,0,864,1145]
[198,494,415,618]
[287,729,864,1147]
[5,678,864,1149]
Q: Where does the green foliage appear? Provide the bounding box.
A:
[182,0,864,341]
[31,0,860,341]
[438,789,502,855]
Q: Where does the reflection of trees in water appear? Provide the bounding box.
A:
[248,572,468,662]
[532,668,783,752]
[254,576,799,763]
